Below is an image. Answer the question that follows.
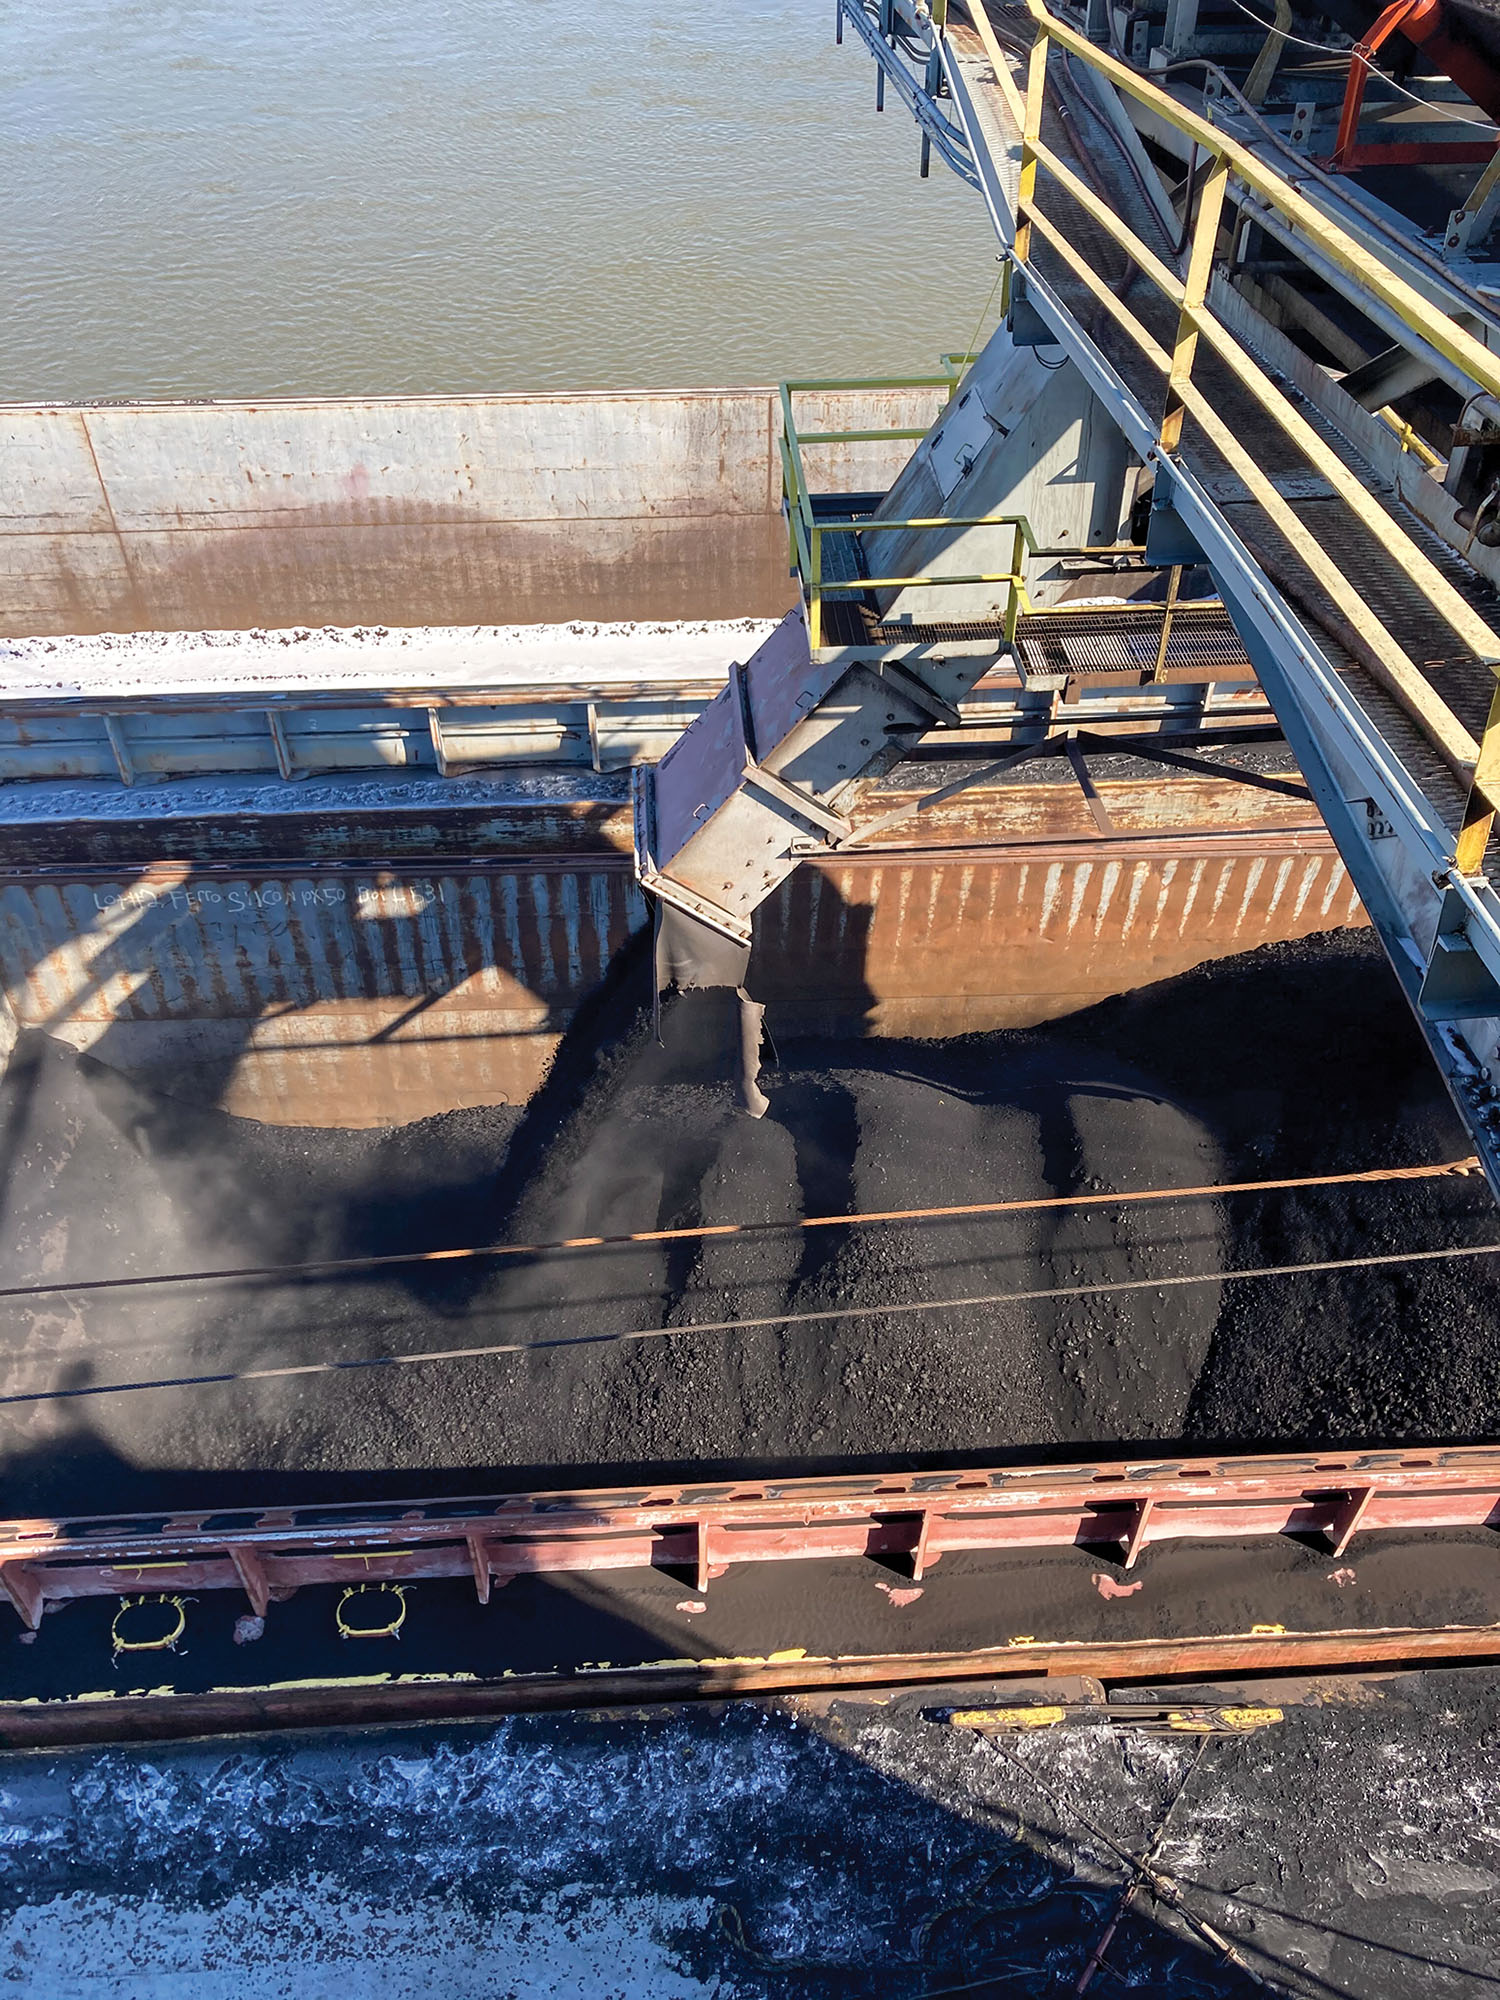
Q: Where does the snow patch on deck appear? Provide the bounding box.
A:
[0,618,776,704]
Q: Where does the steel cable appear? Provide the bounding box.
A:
[980,1739,1275,1988]
[2,1233,1497,1408]
[0,1158,1479,1307]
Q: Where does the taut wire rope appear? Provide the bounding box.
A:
[3,1234,1498,1408]
[0,1157,1480,1306]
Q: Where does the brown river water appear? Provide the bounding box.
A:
[5,0,1004,401]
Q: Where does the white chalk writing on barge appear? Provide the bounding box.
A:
[92,879,450,918]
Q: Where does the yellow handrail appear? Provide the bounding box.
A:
[780,373,1038,645]
[1377,407,1446,471]
[996,0,1500,858]
[1020,1,1500,406]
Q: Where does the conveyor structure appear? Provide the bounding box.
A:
[634,0,1500,1195]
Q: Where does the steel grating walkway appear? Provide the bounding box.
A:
[1016,604,1250,677]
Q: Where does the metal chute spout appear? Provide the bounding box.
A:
[651,901,768,1118]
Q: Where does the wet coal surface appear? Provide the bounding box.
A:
[0,1669,1495,1997]
[0,927,1497,1518]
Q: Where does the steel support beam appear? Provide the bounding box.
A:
[4,1622,1500,1749]
[2,1447,1496,1629]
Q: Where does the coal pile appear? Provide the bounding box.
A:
[0,926,1495,1518]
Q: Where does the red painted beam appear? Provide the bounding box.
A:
[1323,140,1496,167]
[1,1447,1497,1629]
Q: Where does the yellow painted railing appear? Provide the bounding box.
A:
[1377,407,1446,472]
[982,0,1500,867]
[779,374,1037,647]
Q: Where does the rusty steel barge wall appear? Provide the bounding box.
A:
[0,778,1364,1125]
[0,385,944,638]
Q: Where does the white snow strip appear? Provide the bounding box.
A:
[0,770,631,822]
[0,1883,720,1999]
[0,618,777,704]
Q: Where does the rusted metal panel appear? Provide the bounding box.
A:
[3,1621,1500,1748]
[0,861,648,1121]
[0,795,645,870]
[0,771,1291,872]
[0,386,946,638]
[0,803,1365,1123]
[854,776,1321,843]
[755,828,1365,1035]
[0,866,641,1024]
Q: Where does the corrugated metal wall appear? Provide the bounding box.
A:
[0,825,1363,1125]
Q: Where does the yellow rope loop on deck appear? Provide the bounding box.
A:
[111,1593,189,1656]
[336,1582,408,1641]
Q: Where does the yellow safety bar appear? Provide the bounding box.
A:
[972,0,1500,869]
[1377,407,1446,472]
[780,375,1039,647]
